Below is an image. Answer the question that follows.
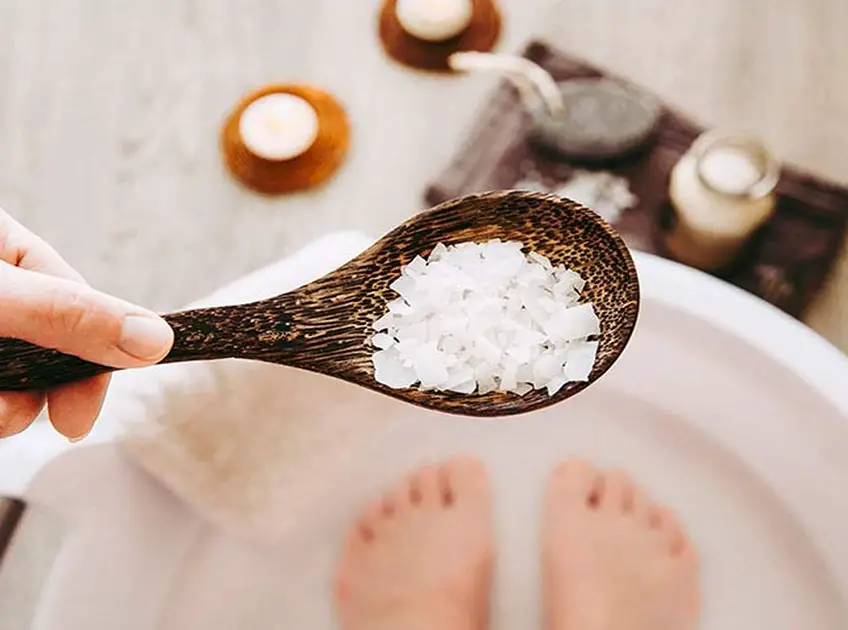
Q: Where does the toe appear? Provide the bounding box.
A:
[549,459,601,507]
[333,564,351,603]
[630,485,652,521]
[344,519,369,554]
[678,537,700,570]
[597,469,634,513]
[655,506,688,555]
[647,503,663,529]
[380,490,397,517]
[386,474,416,511]
[407,464,443,506]
[441,456,489,507]
[357,501,387,541]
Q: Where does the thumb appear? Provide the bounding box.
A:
[0,262,174,368]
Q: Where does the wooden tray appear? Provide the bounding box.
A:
[425,41,848,318]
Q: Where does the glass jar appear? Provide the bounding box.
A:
[665,130,779,271]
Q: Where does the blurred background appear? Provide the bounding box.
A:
[0,0,846,350]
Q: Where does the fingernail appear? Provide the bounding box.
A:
[68,432,88,444]
[118,315,174,361]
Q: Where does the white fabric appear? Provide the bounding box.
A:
[0,422,73,498]
[99,230,412,543]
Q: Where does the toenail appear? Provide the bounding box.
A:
[409,485,422,504]
[444,488,455,506]
[358,523,375,542]
[588,476,605,507]
[648,508,662,528]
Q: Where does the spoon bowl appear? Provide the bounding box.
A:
[0,190,639,417]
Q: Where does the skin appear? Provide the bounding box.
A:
[0,207,174,441]
[335,458,700,630]
[335,457,492,630]
[543,460,701,630]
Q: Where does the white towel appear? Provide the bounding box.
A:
[101,231,412,543]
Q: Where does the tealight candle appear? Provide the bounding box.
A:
[238,93,319,161]
[222,85,351,195]
[395,0,474,42]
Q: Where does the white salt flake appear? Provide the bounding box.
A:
[543,303,601,342]
[533,353,562,385]
[477,376,498,394]
[445,364,475,389]
[370,240,601,396]
[500,363,518,391]
[372,348,417,388]
[389,276,417,302]
[395,338,422,358]
[388,299,413,315]
[528,251,553,270]
[372,312,395,331]
[414,356,449,388]
[553,170,638,225]
[448,380,477,394]
[514,382,534,396]
[404,255,427,276]
[516,363,535,384]
[473,335,502,365]
[371,333,395,350]
[563,341,599,382]
[546,376,568,396]
[396,321,428,342]
[506,343,532,365]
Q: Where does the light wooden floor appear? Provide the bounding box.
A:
[0,0,845,351]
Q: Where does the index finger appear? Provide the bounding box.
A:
[0,208,86,282]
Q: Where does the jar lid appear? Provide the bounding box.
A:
[691,130,779,200]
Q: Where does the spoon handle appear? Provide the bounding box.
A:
[0,300,295,391]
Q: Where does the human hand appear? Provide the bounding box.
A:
[0,208,174,441]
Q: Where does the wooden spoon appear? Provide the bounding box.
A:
[0,191,639,417]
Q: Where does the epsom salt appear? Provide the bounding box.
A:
[370,240,600,396]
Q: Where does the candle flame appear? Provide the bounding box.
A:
[265,114,294,135]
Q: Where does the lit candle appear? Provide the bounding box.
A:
[238,93,319,161]
[395,0,474,42]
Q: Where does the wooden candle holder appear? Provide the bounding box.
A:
[221,84,350,195]
[378,0,502,72]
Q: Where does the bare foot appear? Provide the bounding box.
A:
[334,457,493,630]
[543,461,700,630]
